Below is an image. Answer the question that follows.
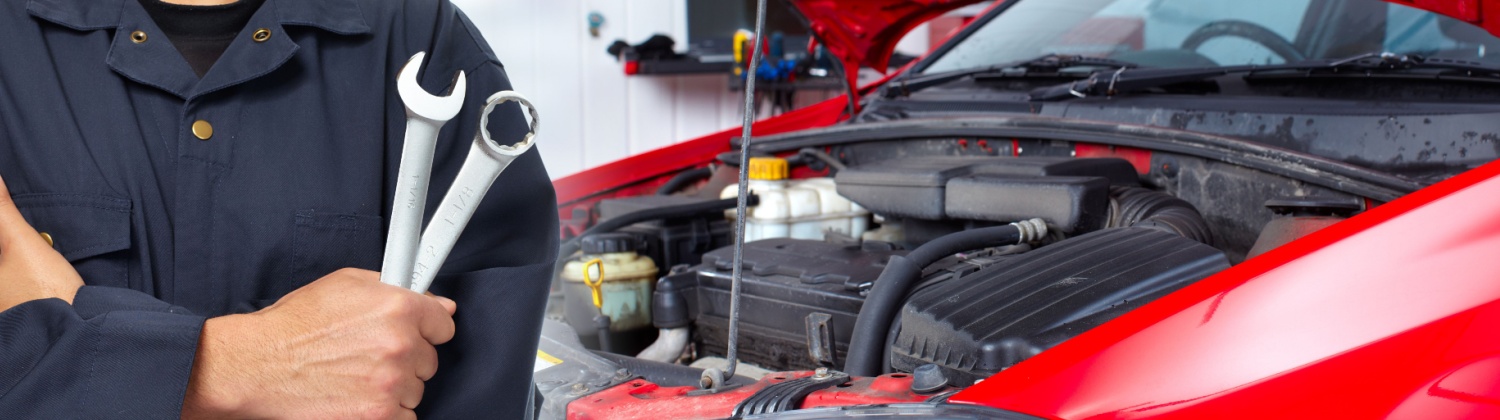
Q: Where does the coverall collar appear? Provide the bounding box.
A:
[26,0,371,100]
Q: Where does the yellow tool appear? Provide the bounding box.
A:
[734,30,750,76]
[582,258,606,309]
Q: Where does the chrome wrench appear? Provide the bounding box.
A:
[408,91,539,294]
[381,52,467,288]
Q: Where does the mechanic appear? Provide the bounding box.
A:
[0,0,558,417]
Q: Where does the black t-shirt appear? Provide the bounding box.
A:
[138,0,265,77]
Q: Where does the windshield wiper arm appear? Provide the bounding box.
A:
[1032,52,1500,101]
[882,54,1142,99]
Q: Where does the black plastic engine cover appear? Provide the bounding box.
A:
[834,157,1138,233]
[657,238,905,371]
[891,227,1230,385]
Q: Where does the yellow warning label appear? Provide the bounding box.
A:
[537,350,563,365]
[534,350,563,373]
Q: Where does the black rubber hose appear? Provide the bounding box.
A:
[1109,187,1214,244]
[594,315,614,354]
[843,220,1046,377]
[589,351,756,388]
[555,195,759,277]
[797,148,848,172]
[656,167,715,196]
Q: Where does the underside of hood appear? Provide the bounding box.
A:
[786,0,987,72]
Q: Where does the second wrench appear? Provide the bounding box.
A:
[408,91,539,294]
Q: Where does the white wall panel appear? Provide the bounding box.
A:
[578,0,632,171]
[623,0,682,154]
[530,0,585,176]
[673,75,725,146]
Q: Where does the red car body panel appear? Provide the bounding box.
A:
[951,159,1500,418]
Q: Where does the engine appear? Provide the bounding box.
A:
[543,155,1240,419]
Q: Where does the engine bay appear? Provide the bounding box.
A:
[539,138,1366,419]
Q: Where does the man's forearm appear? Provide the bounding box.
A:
[1,288,205,418]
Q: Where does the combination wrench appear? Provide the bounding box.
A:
[407,91,538,294]
[381,52,468,289]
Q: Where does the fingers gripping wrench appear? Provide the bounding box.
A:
[382,52,467,289]
[407,92,538,294]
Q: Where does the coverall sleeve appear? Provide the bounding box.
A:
[0,286,205,419]
[405,3,561,419]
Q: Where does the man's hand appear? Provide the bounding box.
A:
[0,174,84,312]
[183,268,458,419]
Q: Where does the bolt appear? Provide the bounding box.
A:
[813,367,830,379]
[569,383,589,396]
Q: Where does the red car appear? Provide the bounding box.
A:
[539,0,1500,418]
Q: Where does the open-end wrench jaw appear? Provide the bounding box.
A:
[382,51,469,288]
[396,52,467,121]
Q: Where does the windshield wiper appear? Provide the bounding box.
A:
[1032,52,1500,101]
[882,54,1142,99]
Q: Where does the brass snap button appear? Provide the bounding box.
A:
[252,28,271,43]
[39,232,54,247]
[192,120,214,140]
[130,30,148,43]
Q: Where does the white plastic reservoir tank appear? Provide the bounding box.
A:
[721,157,870,242]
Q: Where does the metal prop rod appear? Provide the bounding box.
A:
[722,0,769,385]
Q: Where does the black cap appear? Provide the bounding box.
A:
[580,233,644,254]
[910,364,950,394]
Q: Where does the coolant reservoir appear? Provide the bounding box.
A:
[561,233,658,353]
[721,157,870,241]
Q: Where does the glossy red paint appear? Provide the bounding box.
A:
[786,0,988,73]
[564,372,941,420]
[951,159,1500,418]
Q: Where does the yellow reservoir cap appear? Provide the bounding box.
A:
[747,157,789,180]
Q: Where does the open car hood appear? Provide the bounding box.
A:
[786,0,987,72]
[789,0,1500,75]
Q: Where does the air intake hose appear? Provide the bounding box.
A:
[844,219,1048,377]
[1109,187,1213,244]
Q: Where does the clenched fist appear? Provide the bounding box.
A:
[183,268,458,419]
[0,174,84,312]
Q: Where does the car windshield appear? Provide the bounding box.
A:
[922,0,1500,74]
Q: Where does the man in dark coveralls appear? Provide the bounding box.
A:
[0,0,558,417]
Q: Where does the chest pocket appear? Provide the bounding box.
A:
[285,210,385,293]
[14,194,132,288]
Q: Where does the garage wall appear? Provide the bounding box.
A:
[451,0,842,179]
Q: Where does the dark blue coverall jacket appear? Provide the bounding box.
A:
[0,0,559,417]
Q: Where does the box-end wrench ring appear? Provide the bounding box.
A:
[408,91,538,294]
[381,52,468,288]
